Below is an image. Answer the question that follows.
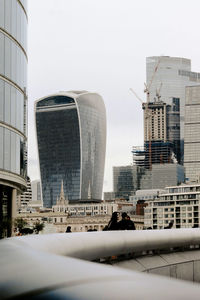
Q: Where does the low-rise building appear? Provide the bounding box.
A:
[52,182,118,217]
[129,189,163,210]
[144,183,200,229]
[17,212,144,233]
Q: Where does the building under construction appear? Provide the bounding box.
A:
[134,98,181,169]
[132,141,176,169]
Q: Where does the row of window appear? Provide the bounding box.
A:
[0,0,27,51]
[0,126,26,176]
[0,32,27,90]
[0,80,25,133]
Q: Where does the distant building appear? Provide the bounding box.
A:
[184,86,200,182]
[17,176,32,212]
[140,164,184,190]
[144,183,200,229]
[141,98,181,167]
[52,181,117,217]
[131,95,183,191]
[113,166,135,200]
[104,192,116,202]
[31,180,42,202]
[143,101,168,143]
[129,189,163,211]
[146,56,200,162]
[35,91,106,207]
[167,98,181,163]
[17,212,144,232]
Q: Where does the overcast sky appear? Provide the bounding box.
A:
[27,0,200,192]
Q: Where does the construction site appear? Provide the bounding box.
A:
[130,58,181,171]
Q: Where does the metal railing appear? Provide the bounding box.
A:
[1,229,200,299]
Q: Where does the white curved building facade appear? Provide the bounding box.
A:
[0,0,28,237]
[35,91,106,208]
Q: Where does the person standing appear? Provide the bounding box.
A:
[103,212,120,231]
[66,226,72,233]
[118,212,136,230]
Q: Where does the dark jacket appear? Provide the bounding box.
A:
[118,219,136,230]
[107,221,120,231]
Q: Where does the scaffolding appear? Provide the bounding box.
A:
[132,141,174,169]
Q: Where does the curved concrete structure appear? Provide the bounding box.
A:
[35,91,106,207]
[1,229,200,299]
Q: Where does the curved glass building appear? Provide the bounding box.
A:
[35,91,106,207]
[0,0,27,237]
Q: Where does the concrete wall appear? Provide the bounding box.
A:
[115,249,200,282]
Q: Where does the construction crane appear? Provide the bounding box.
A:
[144,58,161,103]
[129,88,143,104]
[155,82,162,101]
[129,87,152,169]
[130,58,161,170]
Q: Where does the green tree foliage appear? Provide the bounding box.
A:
[14,218,27,233]
[34,222,45,234]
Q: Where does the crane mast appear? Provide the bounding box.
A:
[130,58,161,170]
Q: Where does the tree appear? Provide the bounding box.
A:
[34,221,45,234]
[14,218,27,233]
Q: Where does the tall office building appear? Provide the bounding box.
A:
[143,101,168,143]
[17,176,32,211]
[146,56,200,163]
[0,0,28,237]
[31,180,41,202]
[134,98,180,168]
[184,86,200,182]
[113,166,135,200]
[35,91,106,207]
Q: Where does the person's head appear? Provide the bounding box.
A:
[121,212,128,220]
[66,226,71,232]
[111,212,119,222]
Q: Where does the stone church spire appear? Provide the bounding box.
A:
[57,180,69,205]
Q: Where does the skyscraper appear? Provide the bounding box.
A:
[31,180,41,202]
[184,85,200,182]
[35,91,106,207]
[0,0,28,237]
[17,176,32,212]
[142,98,180,166]
[146,56,200,163]
[113,166,135,200]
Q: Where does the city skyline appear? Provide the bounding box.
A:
[27,0,200,192]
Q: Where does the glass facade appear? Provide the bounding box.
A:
[0,0,27,237]
[113,166,135,200]
[184,86,200,182]
[35,92,106,208]
[0,0,27,180]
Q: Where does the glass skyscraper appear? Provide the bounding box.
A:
[184,86,200,182]
[35,91,106,207]
[0,0,27,237]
